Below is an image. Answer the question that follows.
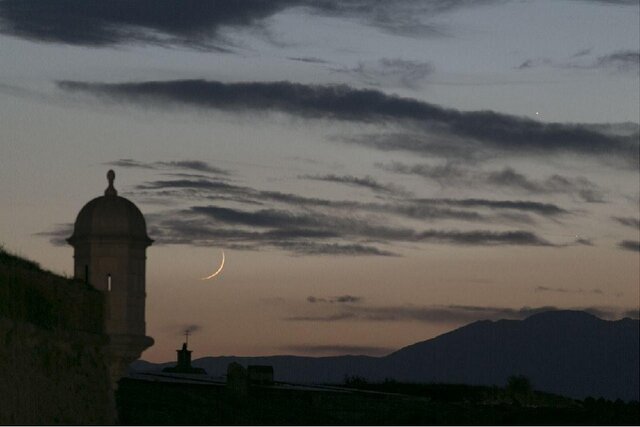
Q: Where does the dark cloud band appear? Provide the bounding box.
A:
[618,240,640,252]
[58,79,639,165]
[0,0,511,48]
[39,167,576,256]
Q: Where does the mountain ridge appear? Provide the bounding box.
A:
[133,310,639,400]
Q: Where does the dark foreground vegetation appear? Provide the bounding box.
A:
[0,246,104,333]
[116,377,639,425]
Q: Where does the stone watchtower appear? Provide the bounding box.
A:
[67,170,154,386]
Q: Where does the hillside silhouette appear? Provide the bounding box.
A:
[384,311,638,400]
[134,311,639,401]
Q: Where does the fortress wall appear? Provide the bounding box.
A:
[0,251,114,424]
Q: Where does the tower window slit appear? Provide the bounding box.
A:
[107,273,112,292]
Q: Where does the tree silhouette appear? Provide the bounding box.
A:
[507,375,533,405]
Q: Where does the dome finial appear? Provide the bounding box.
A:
[105,169,117,196]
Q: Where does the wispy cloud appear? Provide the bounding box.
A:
[39,169,575,255]
[33,223,73,246]
[486,168,605,203]
[286,312,357,322]
[143,203,556,256]
[308,295,363,304]
[135,176,569,221]
[282,344,392,356]
[618,240,640,252]
[593,50,640,72]
[534,286,604,295]
[422,198,569,216]
[517,49,640,73]
[59,80,639,167]
[287,57,331,64]
[300,173,410,196]
[105,158,228,175]
[613,216,640,229]
[334,58,434,89]
[286,304,637,324]
[381,162,605,202]
[168,204,555,249]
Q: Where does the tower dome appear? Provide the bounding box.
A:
[68,170,152,245]
[67,170,154,388]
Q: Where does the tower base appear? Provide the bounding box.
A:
[108,334,154,389]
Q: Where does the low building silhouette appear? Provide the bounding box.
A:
[248,365,274,385]
[226,362,249,395]
[162,342,206,374]
[226,363,274,394]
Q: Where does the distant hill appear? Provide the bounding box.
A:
[132,310,639,401]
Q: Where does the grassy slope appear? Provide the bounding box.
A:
[0,246,104,333]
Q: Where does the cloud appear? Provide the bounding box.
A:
[58,79,639,166]
[486,168,605,202]
[0,0,504,49]
[0,0,293,50]
[33,223,73,246]
[105,159,157,170]
[138,174,571,253]
[571,48,593,58]
[300,174,410,196]
[286,313,357,322]
[142,198,557,257]
[381,161,605,202]
[308,295,363,304]
[574,237,594,246]
[335,58,434,89]
[517,49,639,73]
[137,178,484,222]
[286,304,636,324]
[270,242,399,257]
[423,198,569,216]
[618,240,640,252]
[613,216,640,229]
[334,295,363,303]
[341,133,480,160]
[105,158,228,175]
[136,176,568,222]
[186,205,555,247]
[534,286,604,295]
[2,0,637,49]
[282,344,393,356]
[594,50,640,72]
[287,57,331,64]
[516,58,554,70]
[183,324,202,334]
[158,161,228,175]
[39,171,572,254]
[146,211,401,256]
[416,229,553,246]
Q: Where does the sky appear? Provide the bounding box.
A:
[0,0,638,362]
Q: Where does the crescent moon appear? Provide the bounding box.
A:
[200,250,225,280]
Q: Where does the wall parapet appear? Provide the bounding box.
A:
[0,248,114,424]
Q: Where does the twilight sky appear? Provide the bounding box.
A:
[0,0,638,362]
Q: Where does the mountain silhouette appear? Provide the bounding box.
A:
[383,310,638,400]
[133,310,639,400]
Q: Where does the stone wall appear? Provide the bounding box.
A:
[0,249,114,424]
